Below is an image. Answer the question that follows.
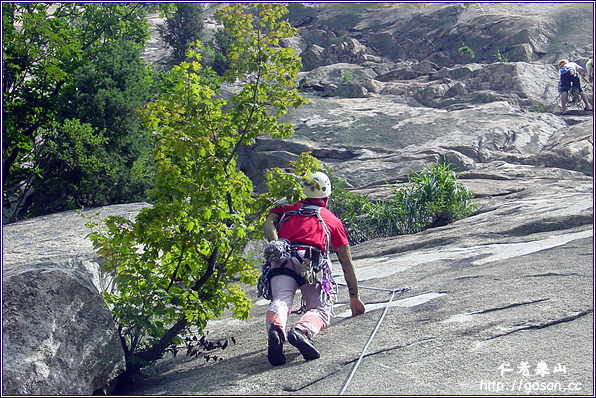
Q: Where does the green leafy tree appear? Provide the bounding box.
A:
[159,3,205,66]
[87,3,314,379]
[27,40,159,216]
[27,119,111,216]
[206,27,234,76]
[2,3,174,221]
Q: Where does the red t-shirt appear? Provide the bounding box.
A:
[270,199,349,251]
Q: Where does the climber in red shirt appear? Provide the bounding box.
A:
[269,198,349,251]
[261,171,366,366]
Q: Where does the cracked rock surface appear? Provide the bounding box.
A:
[128,161,592,396]
[3,3,592,395]
[126,3,593,392]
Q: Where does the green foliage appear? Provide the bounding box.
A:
[3,3,174,221]
[159,3,205,66]
[26,40,160,216]
[458,45,475,59]
[495,48,509,62]
[29,119,111,215]
[205,27,234,76]
[340,70,360,84]
[532,103,549,113]
[326,176,377,244]
[400,161,477,229]
[328,161,477,244]
[87,3,313,376]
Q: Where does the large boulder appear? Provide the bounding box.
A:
[2,203,150,395]
[300,60,563,110]
[260,91,591,189]
[299,62,379,93]
[2,261,124,395]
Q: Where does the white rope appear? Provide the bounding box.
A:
[339,289,397,395]
[337,282,410,293]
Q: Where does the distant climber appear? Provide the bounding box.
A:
[557,59,592,114]
[586,58,593,84]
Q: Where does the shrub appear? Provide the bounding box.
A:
[327,176,377,244]
[328,161,477,245]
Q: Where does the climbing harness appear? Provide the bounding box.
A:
[338,284,411,395]
[257,243,337,302]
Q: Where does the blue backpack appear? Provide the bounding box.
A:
[560,64,576,76]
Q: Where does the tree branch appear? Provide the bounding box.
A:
[131,317,188,372]
[192,249,218,292]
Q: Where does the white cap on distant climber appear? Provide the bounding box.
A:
[558,59,569,68]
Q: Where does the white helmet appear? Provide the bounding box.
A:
[302,171,332,199]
